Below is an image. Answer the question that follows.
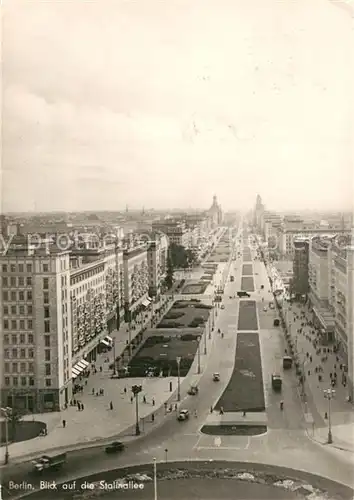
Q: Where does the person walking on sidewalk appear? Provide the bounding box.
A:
[110,401,113,410]
[62,419,66,428]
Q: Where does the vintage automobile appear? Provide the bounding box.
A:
[105,441,125,454]
[213,372,220,382]
[187,385,199,396]
[271,374,282,392]
[177,409,190,421]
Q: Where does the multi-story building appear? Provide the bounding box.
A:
[147,233,168,298]
[123,245,150,321]
[292,238,310,298]
[0,234,125,413]
[152,219,190,247]
[1,236,72,413]
[207,195,223,228]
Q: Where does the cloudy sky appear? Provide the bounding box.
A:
[2,0,353,212]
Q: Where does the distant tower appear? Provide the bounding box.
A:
[212,195,218,208]
[142,206,145,215]
[256,194,262,208]
[126,204,129,213]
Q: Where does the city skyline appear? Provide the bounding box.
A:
[3,0,353,213]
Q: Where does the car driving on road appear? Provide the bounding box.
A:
[177,409,190,421]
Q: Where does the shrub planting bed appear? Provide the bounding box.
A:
[242,264,253,275]
[157,301,211,328]
[241,276,255,292]
[237,300,258,330]
[214,332,265,412]
[181,282,208,294]
[127,335,200,377]
[0,420,46,445]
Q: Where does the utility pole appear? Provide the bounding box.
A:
[1,407,11,464]
[132,385,142,435]
[197,336,201,374]
[324,388,335,444]
[176,357,181,401]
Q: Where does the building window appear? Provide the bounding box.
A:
[2,277,8,287]
[28,363,34,373]
[18,277,24,286]
[28,349,34,358]
[11,320,17,330]
[4,377,10,386]
[44,307,50,318]
[4,334,9,344]
[45,379,52,387]
[10,264,16,272]
[44,350,51,361]
[2,264,7,272]
[20,362,26,372]
[27,305,33,315]
[13,377,18,386]
[4,362,10,373]
[21,377,27,386]
[11,291,16,301]
[20,334,25,344]
[43,263,49,272]
[10,277,16,287]
[28,334,33,343]
[3,305,9,315]
[26,264,32,272]
[44,321,50,333]
[12,362,18,373]
[20,349,26,358]
[11,305,16,315]
[44,335,50,347]
[19,291,25,301]
[4,349,9,358]
[29,377,34,386]
[27,291,32,300]
[12,348,18,358]
[11,334,17,344]
[20,319,25,329]
[28,319,32,329]
[45,364,51,376]
[3,291,8,301]
[26,277,32,286]
[43,278,49,290]
[43,292,49,304]
[19,264,24,272]
[3,319,9,330]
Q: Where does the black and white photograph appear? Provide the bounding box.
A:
[1,0,353,498]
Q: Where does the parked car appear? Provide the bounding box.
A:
[177,409,190,421]
[221,305,225,309]
[105,441,125,454]
[213,372,220,382]
[263,306,268,312]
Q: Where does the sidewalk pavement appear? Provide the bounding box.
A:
[0,293,221,465]
[282,300,354,451]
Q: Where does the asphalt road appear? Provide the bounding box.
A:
[2,227,354,496]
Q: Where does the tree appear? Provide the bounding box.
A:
[164,255,174,289]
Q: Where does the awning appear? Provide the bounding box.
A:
[100,339,110,347]
[77,360,89,371]
[105,335,113,343]
[71,359,89,379]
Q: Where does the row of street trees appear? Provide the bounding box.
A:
[164,243,199,290]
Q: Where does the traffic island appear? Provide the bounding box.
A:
[14,461,354,500]
[241,276,255,291]
[0,420,47,446]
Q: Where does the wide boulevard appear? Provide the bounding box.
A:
[2,227,354,499]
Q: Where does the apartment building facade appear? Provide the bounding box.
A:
[292,238,310,298]
[123,245,149,321]
[147,234,168,298]
[152,220,190,247]
[0,238,72,413]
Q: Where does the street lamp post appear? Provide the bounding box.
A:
[112,339,117,376]
[324,388,336,444]
[176,356,181,402]
[153,457,157,500]
[204,321,207,355]
[197,336,201,374]
[1,407,11,464]
[132,385,142,435]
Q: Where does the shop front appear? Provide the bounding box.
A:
[311,306,335,344]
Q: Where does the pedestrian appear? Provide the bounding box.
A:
[124,387,127,394]
[152,397,155,406]
[81,403,84,410]
[62,419,66,428]
[310,355,312,362]
[210,406,213,413]
[110,401,113,410]
[130,396,133,403]
[143,395,146,404]
[243,411,246,417]
[92,388,95,395]
[100,366,102,372]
